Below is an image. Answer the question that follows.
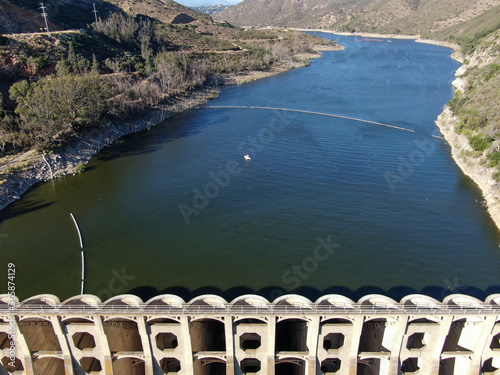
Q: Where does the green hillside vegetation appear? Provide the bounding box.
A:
[0,10,338,154]
[448,29,500,180]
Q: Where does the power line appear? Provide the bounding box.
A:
[40,2,50,35]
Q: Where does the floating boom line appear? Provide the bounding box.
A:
[80,251,85,295]
[70,213,85,294]
[206,106,415,133]
[70,213,84,248]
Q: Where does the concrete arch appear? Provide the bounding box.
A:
[17,315,52,322]
[147,316,181,324]
[276,356,308,363]
[61,294,101,306]
[103,294,143,306]
[189,294,227,308]
[364,316,398,323]
[401,294,440,308]
[102,315,138,322]
[358,295,398,308]
[33,353,64,360]
[316,294,356,309]
[32,356,65,375]
[196,355,227,363]
[443,294,483,307]
[20,294,60,306]
[407,316,441,323]
[60,316,95,323]
[485,294,500,306]
[273,294,313,308]
[190,316,225,323]
[321,317,354,324]
[231,294,270,308]
[112,357,145,375]
[234,316,267,324]
[0,294,18,305]
[276,316,310,323]
[113,353,146,361]
[145,294,185,308]
[275,358,306,375]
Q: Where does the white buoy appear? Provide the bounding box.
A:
[244,154,251,161]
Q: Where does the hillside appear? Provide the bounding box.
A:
[436,28,500,228]
[0,0,341,209]
[216,0,500,35]
[0,0,212,34]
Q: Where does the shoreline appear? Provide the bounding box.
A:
[303,27,499,231]
[435,108,500,231]
[0,49,330,212]
[292,28,459,50]
[0,87,220,212]
[1,33,498,232]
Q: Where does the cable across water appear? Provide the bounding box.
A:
[206,106,416,133]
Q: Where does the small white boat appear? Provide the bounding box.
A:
[244,154,251,161]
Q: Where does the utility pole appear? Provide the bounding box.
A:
[40,2,50,35]
[93,3,98,24]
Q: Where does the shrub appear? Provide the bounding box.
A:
[488,150,500,167]
[493,170,500,182]
[469,134,494,151]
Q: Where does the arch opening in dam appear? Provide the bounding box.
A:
[357,358,383,375]
[275,318,308,352]
[33,357,65,375]
[113,357,146,375]
[194,358,226,375]
[189,318,226,352]
[275,359,306,375]
[103,318,144,352]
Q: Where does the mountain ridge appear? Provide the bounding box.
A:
[216,0,500,36]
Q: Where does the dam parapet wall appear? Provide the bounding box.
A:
[2,293,500,374]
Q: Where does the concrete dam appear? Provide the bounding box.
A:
[2,293,500,375]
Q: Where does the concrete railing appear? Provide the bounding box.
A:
[3,303,500,315]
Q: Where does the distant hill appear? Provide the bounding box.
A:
[216,0,500,35]
[0,0,212,34]
[192,4,232,16]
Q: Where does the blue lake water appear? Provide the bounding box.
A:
[1,33,499,301]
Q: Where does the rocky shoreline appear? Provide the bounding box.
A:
[436,107,500,231]
[0,87,220,211]
[0,49,330,212]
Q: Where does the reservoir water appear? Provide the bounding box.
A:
[1,33,499,301]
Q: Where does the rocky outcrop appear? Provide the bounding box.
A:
[436,106,500,229]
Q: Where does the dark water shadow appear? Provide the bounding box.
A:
[94,106,219,163]
[0,196,55,224]
[125,284,495,303]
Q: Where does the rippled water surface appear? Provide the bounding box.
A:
[1,34,499,301]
